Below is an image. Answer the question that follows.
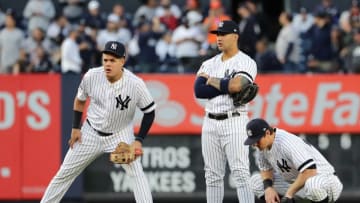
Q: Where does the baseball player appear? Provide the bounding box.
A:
[194,20,257,203]
[244,118,343,203]
[41,41,156,203]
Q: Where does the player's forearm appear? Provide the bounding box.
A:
[73,98,86,112]
[194,76,223,99]
[72,98,86,129]
[136,110,155,143]
[285,169,317,198]
[260,170,274,180]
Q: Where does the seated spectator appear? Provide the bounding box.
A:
[313,0,339,25]
[0,10,25,74]
[31,46,54,73]
[47,14,71,46]
[255,37,283,73]
[111,3,133,32]
[340,28,360,73]
[83,0,107,30]
[159,5,179,31]
[23,0,55,32]
[59,0,87,23]
[12,50,32,74]
[156,0,182,20]
[133,0,158,27]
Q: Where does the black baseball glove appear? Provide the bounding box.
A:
[280,197,295,203]
[231,82,259,107]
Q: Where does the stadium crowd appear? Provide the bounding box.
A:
[0,0,360,75]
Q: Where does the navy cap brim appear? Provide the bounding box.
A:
[102,50,123,58]
[244,136,262,145]
[209,30,235,34]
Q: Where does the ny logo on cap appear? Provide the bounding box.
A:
[218,22,224,28]
[110,43,117,50]
[247,130,253,136]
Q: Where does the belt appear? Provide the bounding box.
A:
[86,119,113,136]
[207,111,241,120]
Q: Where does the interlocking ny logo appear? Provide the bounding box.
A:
[110,43,117,50]
[115,94,131,110]
[277,159,291,173]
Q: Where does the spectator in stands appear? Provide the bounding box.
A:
[314,0,339,25]
[77,19,98,72]
[340,28,360,73]
[275,11,302,73]
[255,37,283,73]
[155,31,178,72]
[0,6,5,29]
[83,0,107,30]
[307,12,338,73]
[60,26,82,74]
[339,0,360,49]
[59,0,86,23]
[30,46,54,73]
[172,12,204,73]
[47,14,71,46]
[111,3,133,32]
[133,0,158,28]
[23,0,55,32]
[23,27,55,64]
[203,0,231,55]
[237,2,261,58]
[156,0,182,20]
[182,0,202,17]
[12,50,31,74]
[137,18,163,73]
[97,14,131,51]
[158,4,179,31]
[0,10,25,74]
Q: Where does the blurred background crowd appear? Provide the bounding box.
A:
[1,0,360,75]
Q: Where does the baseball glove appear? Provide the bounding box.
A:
[110,142,143,164]
[280,197,295,203]
[231,82,259,107]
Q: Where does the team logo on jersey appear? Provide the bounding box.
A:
[224,69,236,78]
[277,159,291,173]
[110,43,118,50]
[115,94,131,110]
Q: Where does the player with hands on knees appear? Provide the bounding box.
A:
[245,118,343,203]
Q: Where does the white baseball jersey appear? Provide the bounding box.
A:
[41,67,155,203]
[249,129,343,202]
[197,51,257,203]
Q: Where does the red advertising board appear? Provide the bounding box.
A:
[135,74,360,134]
[0,75,61,199]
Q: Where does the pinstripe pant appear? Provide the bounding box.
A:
[202,113,254,203]
[40,121,153,203]
[249,172,343,202]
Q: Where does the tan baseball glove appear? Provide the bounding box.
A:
[110,142,143,164]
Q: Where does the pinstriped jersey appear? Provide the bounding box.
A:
[77,67,156,133]
[196,51,257,113]
[257,129,335,183]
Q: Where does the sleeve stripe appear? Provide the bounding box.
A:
[297,159,315,171]
[235,71,253,82]
[141,101,155,112]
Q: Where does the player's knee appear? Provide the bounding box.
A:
[249,173,265,198]
[205,170,224,187]
[305,180,328,202]
[231,169,250,187]
[53,168,79,183]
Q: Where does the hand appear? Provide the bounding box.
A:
[280,197,295,203]
[131,140,143,157]
[264,187,281,203]
[68,128,82,149]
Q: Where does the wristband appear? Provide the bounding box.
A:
[72,110,83,129]
[263,179,273,190]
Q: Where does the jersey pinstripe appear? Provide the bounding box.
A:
[197,51,257,203]
[40,67,155,203]
[77,67,156,133]
[197,51,257,113]
[257,129,335,183]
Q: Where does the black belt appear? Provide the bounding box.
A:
[207,112,241,120]
[86,119,113,136]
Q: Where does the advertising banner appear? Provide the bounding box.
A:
[134,74,360,134]
[84,134,360,201]
[0,75,61,199]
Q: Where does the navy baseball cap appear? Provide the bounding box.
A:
[244,118,270,145]
[102,41,126,58]
[210,20,239,35]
